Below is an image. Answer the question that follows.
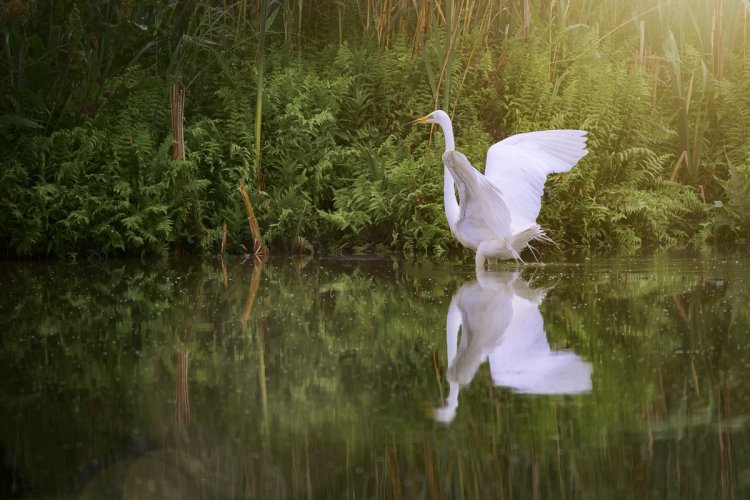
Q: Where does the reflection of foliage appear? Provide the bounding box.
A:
[1,255,749,497]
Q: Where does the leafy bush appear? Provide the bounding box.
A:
[1,67,239,256]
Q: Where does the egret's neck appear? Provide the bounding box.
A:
[442,123,455,151]
[439,120,459,229]
[444,167,459,228]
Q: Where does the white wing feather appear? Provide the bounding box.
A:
[443,150,511,243]
[484,130,588,230]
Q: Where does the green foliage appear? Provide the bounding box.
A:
[2,0,749,257]
[1,67,240,256]
[711,53,750,240]
[475,34,710,251]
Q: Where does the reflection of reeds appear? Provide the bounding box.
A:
[221,222,228,255]
[719,382,733,500]
[242,258,263,324]
[237,259,273,497]
[175,352,191,428]
[221,257,229,287]
[257,319,269,450]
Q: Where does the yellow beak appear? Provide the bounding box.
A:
[410,115,431,125]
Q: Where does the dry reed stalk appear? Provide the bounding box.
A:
[170,81,186,161]
[454,1,495,112]
[430,1,461,111]
[712,0,724,80]
[379,0,390,46]
[238,181,269,258]
[223,0,228,33]
[522,0,531,39]
[412,0,429,49]
[639,19,646,66]
[670,150,688,181]
[365,0,371,31]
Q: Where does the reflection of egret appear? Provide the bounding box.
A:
[435,272,592,424]
[415,111,588,269]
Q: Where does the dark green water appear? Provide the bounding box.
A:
[1,254,749,499]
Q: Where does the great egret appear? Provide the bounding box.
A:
[414,110,588,269]
[434,272,592,424]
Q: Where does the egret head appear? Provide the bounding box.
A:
[413,109,451,128]
[414,110,455,151]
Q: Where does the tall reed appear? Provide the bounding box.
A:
[254,0,271,186]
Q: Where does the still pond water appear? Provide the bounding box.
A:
[1,254,749,499]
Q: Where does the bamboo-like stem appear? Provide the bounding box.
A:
[171,80,206,233]
[170,81,186,161]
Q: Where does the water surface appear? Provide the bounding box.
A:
[1,254,749,498]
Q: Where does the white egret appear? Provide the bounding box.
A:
[414,110,588,269]
[434,272,592,424]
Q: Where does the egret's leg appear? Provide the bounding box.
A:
[476,240,505,271]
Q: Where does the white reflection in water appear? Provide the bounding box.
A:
[435,272,592,423]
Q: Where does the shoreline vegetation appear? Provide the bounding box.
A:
[1,0,749,259]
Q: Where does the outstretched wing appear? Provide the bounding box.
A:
[484,130,588,229]
[443,150,511,241]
